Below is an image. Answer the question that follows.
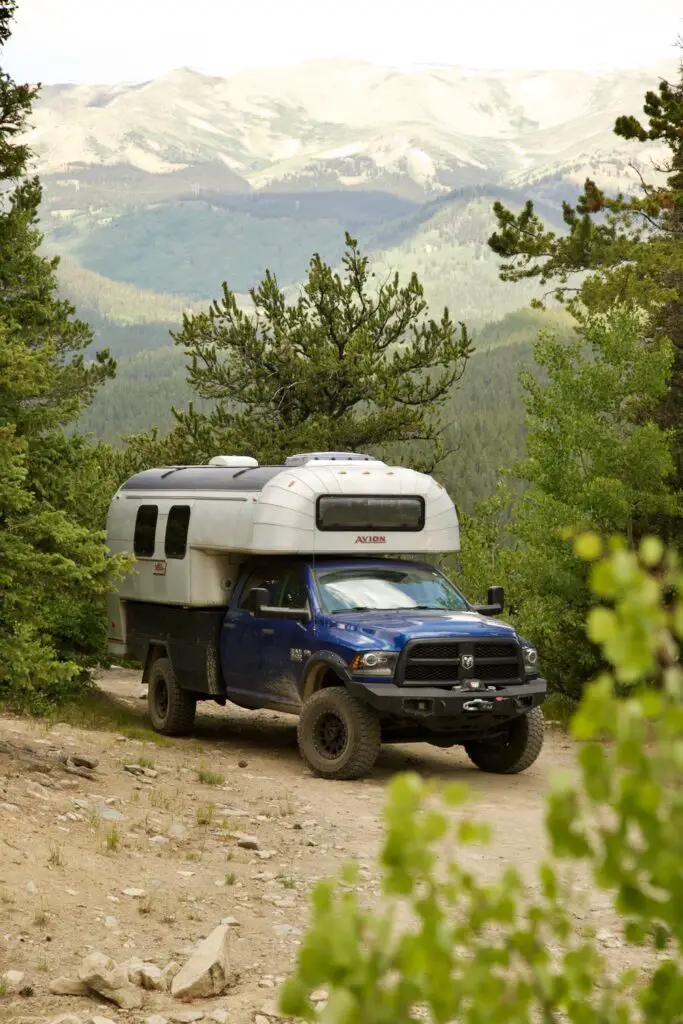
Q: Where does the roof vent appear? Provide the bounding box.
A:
[208,455,259,468]
[284,451,378,467]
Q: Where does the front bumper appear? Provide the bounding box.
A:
[346,677,547,731]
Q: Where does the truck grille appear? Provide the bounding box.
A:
[398,638,522,687]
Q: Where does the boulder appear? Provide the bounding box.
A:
[49,975,90,996]
[78,952,143,1010]
[171,923,237,999]
[1,969,25,993]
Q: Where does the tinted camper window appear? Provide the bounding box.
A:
[316,495,425,532]
[133,505,158,557]
[165,505,191,560]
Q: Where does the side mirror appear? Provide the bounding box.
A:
[247,586,270,612]
[472,585,505,617]
[260,605,311,623]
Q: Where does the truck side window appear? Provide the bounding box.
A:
[239,571,278,612]
[165,505,191,560]
[277,570,308,608]
[133,505,158,557]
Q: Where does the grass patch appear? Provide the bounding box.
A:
[47,845,64,868]
[105,827,121,852]
[225,871,237,886]
[196,803,215,827]
[137,756,155,769]
[50,690,172,745]
[198,767,225,786]
[543,692,577,730]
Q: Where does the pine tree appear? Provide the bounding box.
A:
[488,62,683,537]
[130,234,472,471]
[0,1,123,710]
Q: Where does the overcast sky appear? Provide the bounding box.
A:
[3,0,682,84]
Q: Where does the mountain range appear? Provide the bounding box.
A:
[29,57,674,319]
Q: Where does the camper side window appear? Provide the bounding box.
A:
[165,505,191,559]
[133,505,158,557]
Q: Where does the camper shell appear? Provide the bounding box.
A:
[106,453,546,780]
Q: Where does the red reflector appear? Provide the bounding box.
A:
[495,696,506,701]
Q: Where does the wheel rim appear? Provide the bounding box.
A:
[312,710,348,760]
[152,674,169,722]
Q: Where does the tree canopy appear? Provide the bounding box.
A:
[0,0,124,710]
[488,64,683,536]
[127,233,472,471]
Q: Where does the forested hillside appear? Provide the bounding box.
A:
[78,306,571,509]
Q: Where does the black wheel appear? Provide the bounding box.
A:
[465,707,544,774]
[297,687,381,780]
[147,657,196,736]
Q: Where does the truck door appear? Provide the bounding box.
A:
[259,567,312,707]
[221,565,311,709]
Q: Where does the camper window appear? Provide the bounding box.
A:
[165,505,191,560]
[134,505,158,557]
[316,495,425,532]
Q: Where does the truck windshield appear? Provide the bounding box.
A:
[315,566,468,614]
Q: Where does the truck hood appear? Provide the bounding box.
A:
[328,610,518,648]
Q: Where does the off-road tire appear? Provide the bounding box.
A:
[297,686,381,780]
[465,706,544,774]
[147,657,196,736]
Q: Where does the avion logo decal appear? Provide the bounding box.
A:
[355,535,386,544]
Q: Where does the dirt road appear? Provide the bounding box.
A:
[0,668,635,1024]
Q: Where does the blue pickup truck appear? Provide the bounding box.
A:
[107,455,547,780]
[148,555,546,779]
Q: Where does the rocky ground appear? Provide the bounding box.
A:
[0,668,643,1024]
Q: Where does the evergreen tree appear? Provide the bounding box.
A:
[132,234,472,470]
[488,62,683,537]
[0,1,123,710]
[454,306,677,699]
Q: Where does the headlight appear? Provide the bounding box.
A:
[522,645,539,676]
[350,651,397,678]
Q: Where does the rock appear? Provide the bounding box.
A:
[26,879,38,894]
[25,780,50,800]
[171,923,238,999]
[168,823,188,840]
[49,975,90,996]
[255,1017,270,1024]
[220,916,240,927]
[260,1001,285,1019]
[78,952,143,1010]
[124,764,144,776]
[48,1015,82,1024]
[162,960,181,989]
[238,759,248,768]
[142,766,158,778]
[234,833,260,850]
[122,887,146,898]
[256,850,275,860]
[209,1011,229,1024]
[145,1017,170,1024]
[94,804,125,822]
[138,963,165,990]
[72,754,99,769]
[150,835,170,845]
[1,969,25,993]
[91,1017,118,1024]
[169,1012,205,1023]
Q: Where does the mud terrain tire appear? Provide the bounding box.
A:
[148,657,196,736]
[297,687,381,780]
[465,706,544,774]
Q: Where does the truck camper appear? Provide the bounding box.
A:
[106,452,547,779]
